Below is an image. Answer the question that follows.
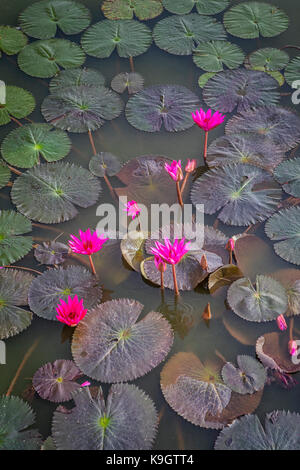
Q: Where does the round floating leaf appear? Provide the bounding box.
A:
[272,269,300,317]
[285,56,300,86]
[72,298,173,382]
[234,234,274,280]
[0,26,27,56]
[18,39,85,78]
[193,41,245,73]
[126,85,200,132]
[0,86,35,126]
[227,275,288,322]
[49,67,105,93]
[215,411,300,450]
[111,72,144,94]
[191,163,282,226]
[52,384,157,450]
[198,72,216,88]
[0,210,32,266]
[42,85,123,133]
[121,231,148,272]
[28,265,102,321]
[248,48,289,71]
[0,268,34,339]
[274,158,300,197]
[163,0,229,15]
[33,360,81,402]
[265,206,300,265]
[34,241,69,265]
[1,124,71,168]
[208,264,244,294]
[153,14,226,56]
[101,0,163,20]
[222,355,266,394]
[226,106,300,151]
[206,134,285,171]
[256,332,300,374]
[203,69,279,113]
[89,152,121,177]
[19,0,91,39]
[0,162,10,189]
[81,19,152,59]
[11,162,101,224]
[224,2,289,39]
[0,395,41,450]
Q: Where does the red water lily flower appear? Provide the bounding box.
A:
[56,295,88,327]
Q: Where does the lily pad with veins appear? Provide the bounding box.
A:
[89,152,121,178]
[49,67,105,93]
[163,0,229,15]
[221,355,267,394]
[111,72,144,94]
[101,0,163,20]
[0,210,32,266]
[274,158,300,198]
[193,41,245,73]
[0,26,27,56]
[256,332,300,374]
[285,56,300,86]
[248,48,289,72]
[34,241,69,265]
[0,86,35,126]
[0,162,10,189]
[272,269,300,317]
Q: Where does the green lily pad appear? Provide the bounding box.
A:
[101,0,163,20]
[52,384,157,450]
[89,152,121,178]
[0,26,27,56]
[191,163,282,226]
[203,69,279,113]
[126,85,200,132]
[111,72,144,94]
[256,332,300,374]
[193,41,245,73]
[0,210,32,266]
[0,268,34,339]
[81,19,152,58]
[248,48,289,71]
[153,13,226,56]
[41,437,56,450]
[221,355,266,394]
[72,298,173,382]
[0,162,10,189]
[28,265,102,321]
[1,124,71,168]
[0,86,35,126]
[0,395,41,450]
[215,411,300,450]
[11,162,101,224]
[19,0,91,39]
[163,0,229,15]
[49,67,105,92]
[265,206,300,265]
[18,39,85,78]
[198,72,216,88]
[227,275,288,322]
[285,56,300,86]
[224,2,289,39]
[42,85,123,133]
[34,241,69,265]
[274,158,300,197]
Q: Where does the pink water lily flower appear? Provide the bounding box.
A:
[165,160,183,182]
[154,254,167,273]
[69,229,108,255]
[191,108,225,132]
[125,200,141,220]
[151,238,190,266]
[56,295,88,327]
[276,314,287,331]
[185,159,197,173]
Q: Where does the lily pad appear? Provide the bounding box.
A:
[224,2,289,39]
[81,19,152,59]
[193,41,245,73]
[0,162,10,189]
[28,265,102,321]
[163,0,229,15]
[49,67,105,92]
[111,72,144,94]
[0,26,27,56]
[72,298,173,382]
[34,241,69,265]
[0,86,35,126]
[234,234,274,280]
[208,265,244,294]
[203,69,279,113]
[191,163,282,226]
[274,158,300,197]
[18,39,85,78]
[272,269,300,317]
[41,85,123,133]
[215,411,300,450]
[101,0,163,20]
[11,162,101,224]
[227,275,288,322]
[153,14,226,56]
[226,106,300,151]
[265,206,300,265]
[0,395,41,450]
[89,152,121,178]
[256,332,300,374]
[33,359,82,402]
[52,384,157,450]
[206,134,285,171]
[0,268,34,339]
[198,72,216,88]
[19,0,91,39]
[221,355,266,394]
[0,210,32,266]
[285,56,300,86]
[248,48,289,71]
[126,85,200,132]
[1,124,71,168]
[121,231,148,272]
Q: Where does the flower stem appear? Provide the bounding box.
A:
[103,172,116,200]
[203,131,208,163]
[176,181,184,207]
[161,271,164,290]
[129,56,134,72]
[7,165,22,176]
[88,254,97,275]
[229,249,233,265]
[4,265,42,275]
[172,264,179,296]
[180,173,189,195]
[6,340,39,397]
[88,129,97,156]
[10,115,23,127]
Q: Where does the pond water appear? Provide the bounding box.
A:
[1,0,300,450]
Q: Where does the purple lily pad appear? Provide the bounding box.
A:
[34,241,69,265]
[221,355,267,394]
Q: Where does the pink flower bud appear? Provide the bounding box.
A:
[185,159,197,173]
[288,340,298,356]
[276,314,287,331]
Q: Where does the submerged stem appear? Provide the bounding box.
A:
[6,340,40,397]
[88,130,97,156]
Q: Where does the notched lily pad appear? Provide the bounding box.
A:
[272,269,300,317]
[248,48,289,72]
[89,152,121,178]
[274,158,300,198]
[0,26,27,56]
[193,41,245,73]
[163,0,229,15]
[49,67,105,92]
[34,241,69,265]
[256,332,300,374]
[285,56,300,86]
[0,86,35,126]
[0,210,32,266]
[101,0,163,20]
[111,72,144,94]
[222,355,266,394]
[0,162,10,189]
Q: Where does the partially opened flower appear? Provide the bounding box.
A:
[276,314,287,331]
[191,108,225,163]
[80,381,91,387]
[68,229,108,275]
[124,200,141,220]
[165,160,183,182]
[288,340,298,356]
[56,295,88,327]
[185,159,197,173]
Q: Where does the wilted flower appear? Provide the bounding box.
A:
[276,314,287,331]
[154,255,167,273]
[56,295,87,327]
[124,200,141,220]
[69,229,108,255]
[151,238,190,266]
[185,159,197,173]
[165,160,183,182]
[191,108,225,132]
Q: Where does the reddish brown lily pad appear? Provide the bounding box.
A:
[256,332,300,374]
